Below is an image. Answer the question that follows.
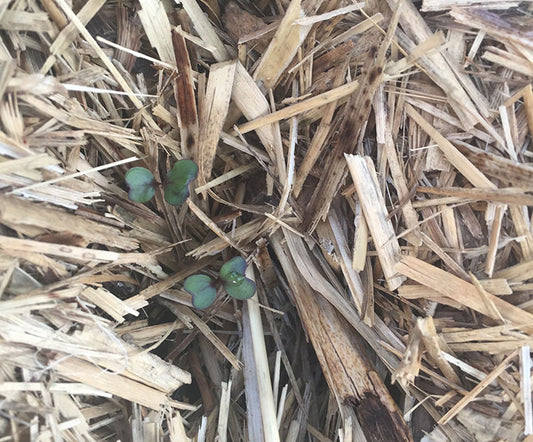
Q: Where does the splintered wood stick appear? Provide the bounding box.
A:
[137,0,174,63]
[0,235,156,265]
[197,60,236,189]
[385,0,482,128]
[186,199,244,254]
[253,0,311,89]
[51,356,180,411]
[81,286,139,323]
[40,0,105,73]
[374,84,421,246]
[0,195,137,250]
[172,28,198,160]
[417,317,461,386]
[168,412,192,442]
[509,205,533,260]
[521,345,533,435]
[243,265,280,442]
[396,256,533,332]
[302,10,392,233]
[523,84,533,138]
[179,0,229,62]
[421,0,519,11]
[160,300,242,371]
[180,0,285,182]
[271,233,413,442]
[345,154,405,290]
[485,203,506,277]
[406,104,505,276]
[406,105,494,188]
[494,259,533,282]
[352,200,369,272]
[232,62,285,183]
[438,349,518,425]
[233,79,359,135]
[71,327,191,392]
[417,186,533,206]
[241,297,264,442]
[217,380,232,442]
[454,141,533,188]
[391,322,423,388]
[52,0,142,109]
[327,210,365,314]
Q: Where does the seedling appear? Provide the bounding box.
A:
[184,257,256,309]
[125,159,198,205]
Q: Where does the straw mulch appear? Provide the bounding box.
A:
[1,0,532,440]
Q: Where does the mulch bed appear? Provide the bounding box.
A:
[0,0,532,440]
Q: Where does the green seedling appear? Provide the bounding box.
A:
[183,256,256,309]
[219,257,256,300]
[125,159,198,205]
[164,160,199,205]
[183,275,217,309]
[124,167,156,203]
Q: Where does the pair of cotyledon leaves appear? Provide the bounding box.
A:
[184,257,256,309]
[125,160,198,205]
[126,163,255,309]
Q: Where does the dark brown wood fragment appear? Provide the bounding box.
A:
[172,28,198,159]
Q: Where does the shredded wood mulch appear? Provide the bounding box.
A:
[0,0,532,440]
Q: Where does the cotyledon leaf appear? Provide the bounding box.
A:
[125,167,156,203]
[164,159,199,205]
[220,256,247,282]
[183,274,217,309]
[223,277,256,300]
